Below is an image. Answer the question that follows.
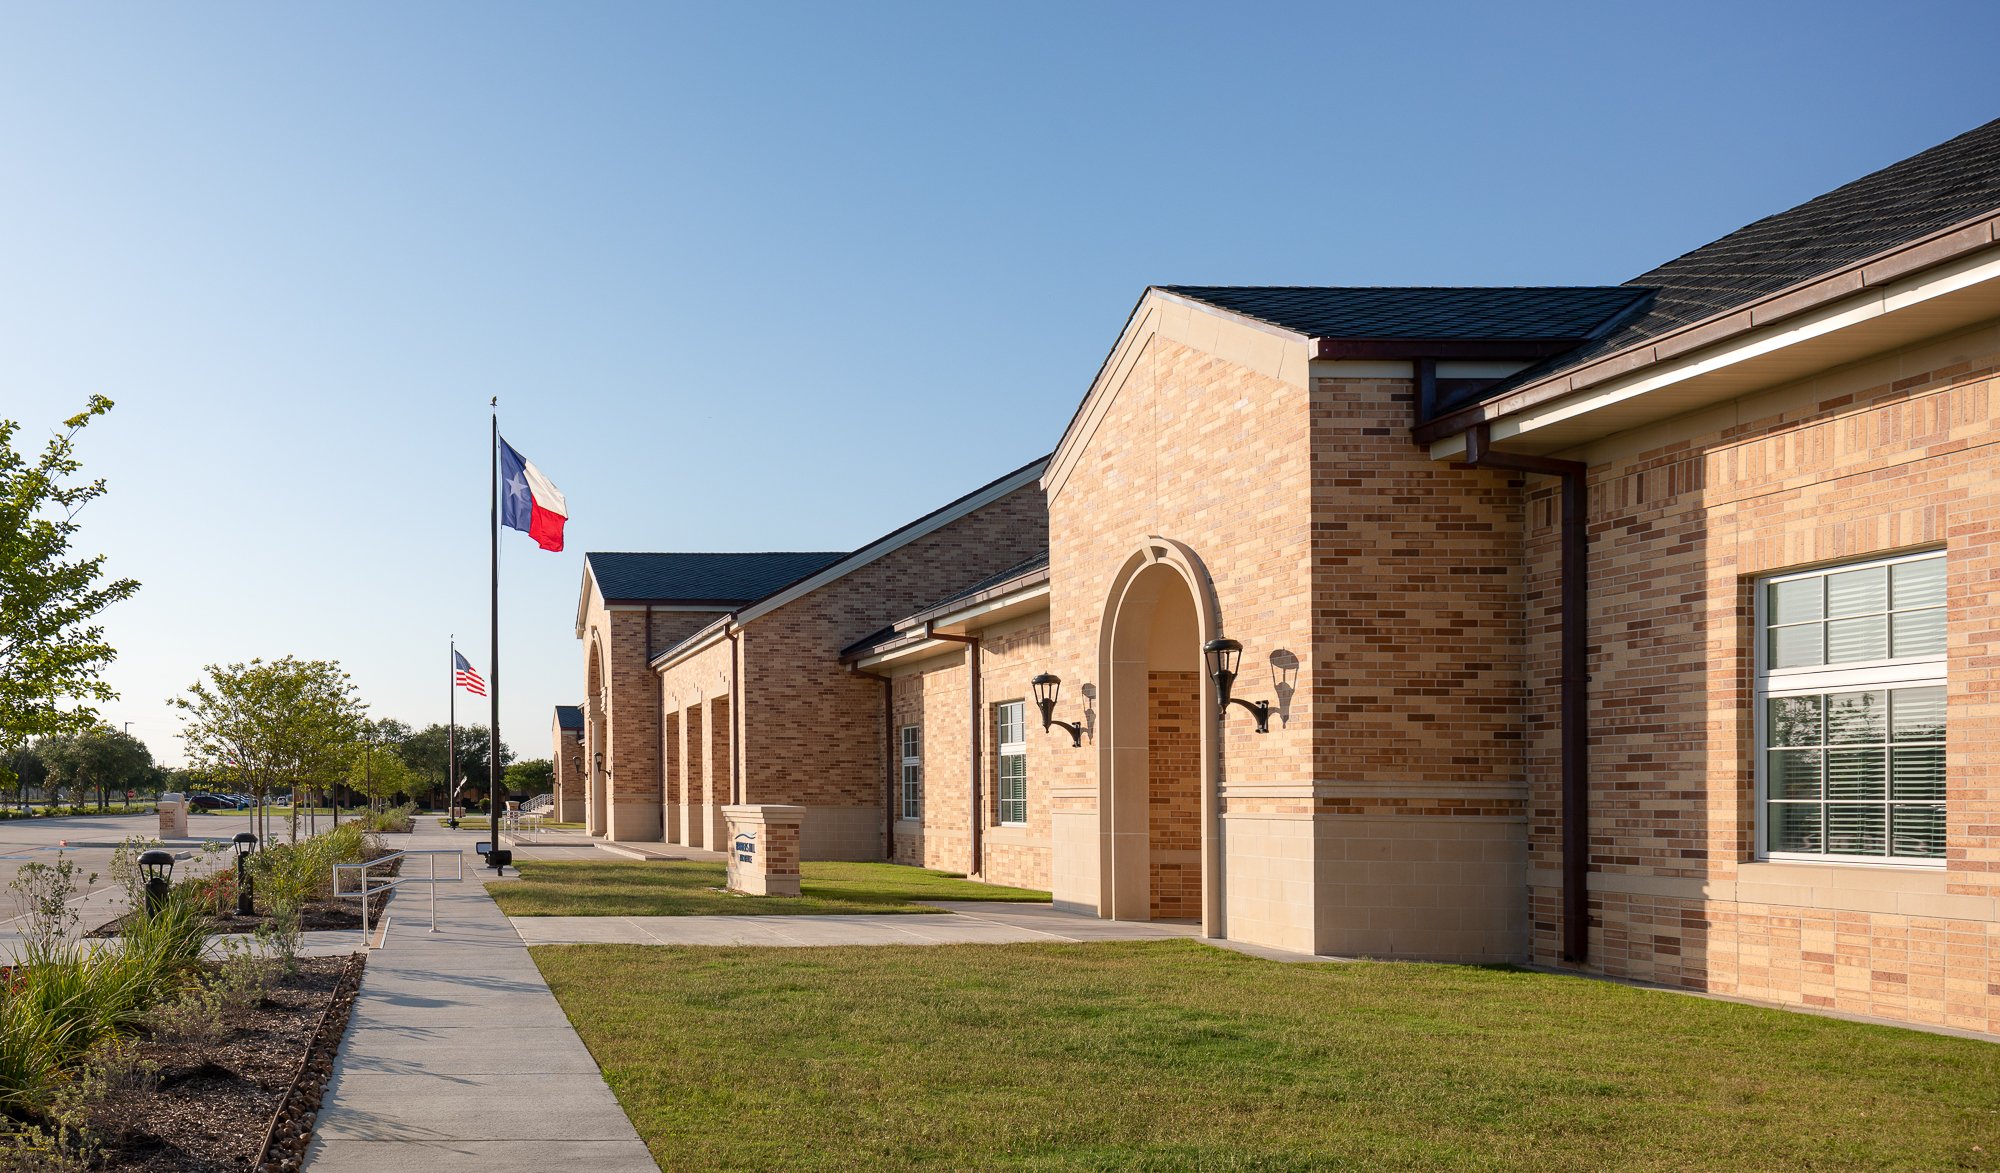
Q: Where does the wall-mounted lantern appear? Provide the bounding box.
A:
[1030,674,1085,747]
[1202,638,1272,733]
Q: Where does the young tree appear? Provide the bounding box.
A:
[170,656,367,842]
[36,724,153,810]
[0,396,141,791]
[503,758,553,801]
[348,746,420,810]
[399,723,511,809]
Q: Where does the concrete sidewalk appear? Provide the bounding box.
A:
[302,827,655,1173]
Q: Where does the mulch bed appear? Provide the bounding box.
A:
[91,952,367,1172]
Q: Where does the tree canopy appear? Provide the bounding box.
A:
[37,724,154,809]
[0,396,141,777]
[504,758,553,798]
[399,722,511,802]
[170,656,367,840]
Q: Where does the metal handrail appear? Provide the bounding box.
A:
[333,848,465,945]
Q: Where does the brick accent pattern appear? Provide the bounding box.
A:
[1516,323,2000,1034]
[1149,670,1202,919]
[885,615,1057,890]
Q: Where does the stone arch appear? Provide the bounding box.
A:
[1096,538,1223,937]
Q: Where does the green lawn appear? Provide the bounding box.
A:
[489,858,1051,917]
[535,940,2000,1171]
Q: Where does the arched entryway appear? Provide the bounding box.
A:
[585,637,609,837]
[1099,540,1221,936]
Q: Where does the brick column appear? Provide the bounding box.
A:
[723,805,805,896]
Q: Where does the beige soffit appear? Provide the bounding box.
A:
[1424,213,2000,458]
[1044,289,1313,501]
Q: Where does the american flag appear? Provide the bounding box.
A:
[453,651,487,697]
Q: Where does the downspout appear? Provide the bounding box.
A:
[848,664,895,859]
[926,624,983,879]
[1464,422,1591,965]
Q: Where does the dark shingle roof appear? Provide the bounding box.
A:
[1489,116,2000,396]
[1157,286,1650,341]
[554,705,583,731]
[586,550,847,605]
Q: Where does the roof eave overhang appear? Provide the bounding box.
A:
[1416,211,2000,454]
[650,614,735,673]
[839,581,1051,670]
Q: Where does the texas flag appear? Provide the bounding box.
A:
[499,437,568,552]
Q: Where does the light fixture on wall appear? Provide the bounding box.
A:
[1030,674,1085,747]
[593,751,611,776]
[1202,638,1272,733]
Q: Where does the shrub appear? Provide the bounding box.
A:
[360,802,415,834]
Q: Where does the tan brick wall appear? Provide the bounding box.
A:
[577,589,730,842]
[887,615,1057,888]
[1046,304,1526,956]
[1046,323,1317,940]
[550,719,584,824]
[652,483,1047,861]
[1519,317,2000,1033]
[1149,670,1201,919]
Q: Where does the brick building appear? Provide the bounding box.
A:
[562,118,2000,1035]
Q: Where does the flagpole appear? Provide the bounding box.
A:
[489,400,503,870]
[448,636,457,823]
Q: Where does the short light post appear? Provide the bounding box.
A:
[1029,674,1085,747]
[138,849,176,918]
[233,832,258,916]
[1202,638,1273,733]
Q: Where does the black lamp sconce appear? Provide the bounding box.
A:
[1030,674,1085,747]
[1203,638,1272,733]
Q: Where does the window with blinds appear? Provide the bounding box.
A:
[996,701,1027,826]
[1758,551,1946,863]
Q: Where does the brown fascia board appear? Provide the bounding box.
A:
[1312,337,1585,361]
[1412,211,2000,446]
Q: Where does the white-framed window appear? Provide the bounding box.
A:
[1757,550,1946,865]
[996,700,1027,826]
[900,725,922,821]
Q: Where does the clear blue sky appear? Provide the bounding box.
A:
[4,1,1996,767]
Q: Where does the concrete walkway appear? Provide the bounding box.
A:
[302,826,655,1173]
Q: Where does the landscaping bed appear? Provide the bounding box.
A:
[535,939,2000,1170]
[490,858,1050,917]
[89,952,364,1172]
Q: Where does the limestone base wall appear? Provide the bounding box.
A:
[1315,813,1526,963]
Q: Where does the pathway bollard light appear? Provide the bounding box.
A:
[234,831,258,916]
[138,849,176,918]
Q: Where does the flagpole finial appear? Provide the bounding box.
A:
[490,396,498,408]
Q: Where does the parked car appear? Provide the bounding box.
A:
[187,792,247,811]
